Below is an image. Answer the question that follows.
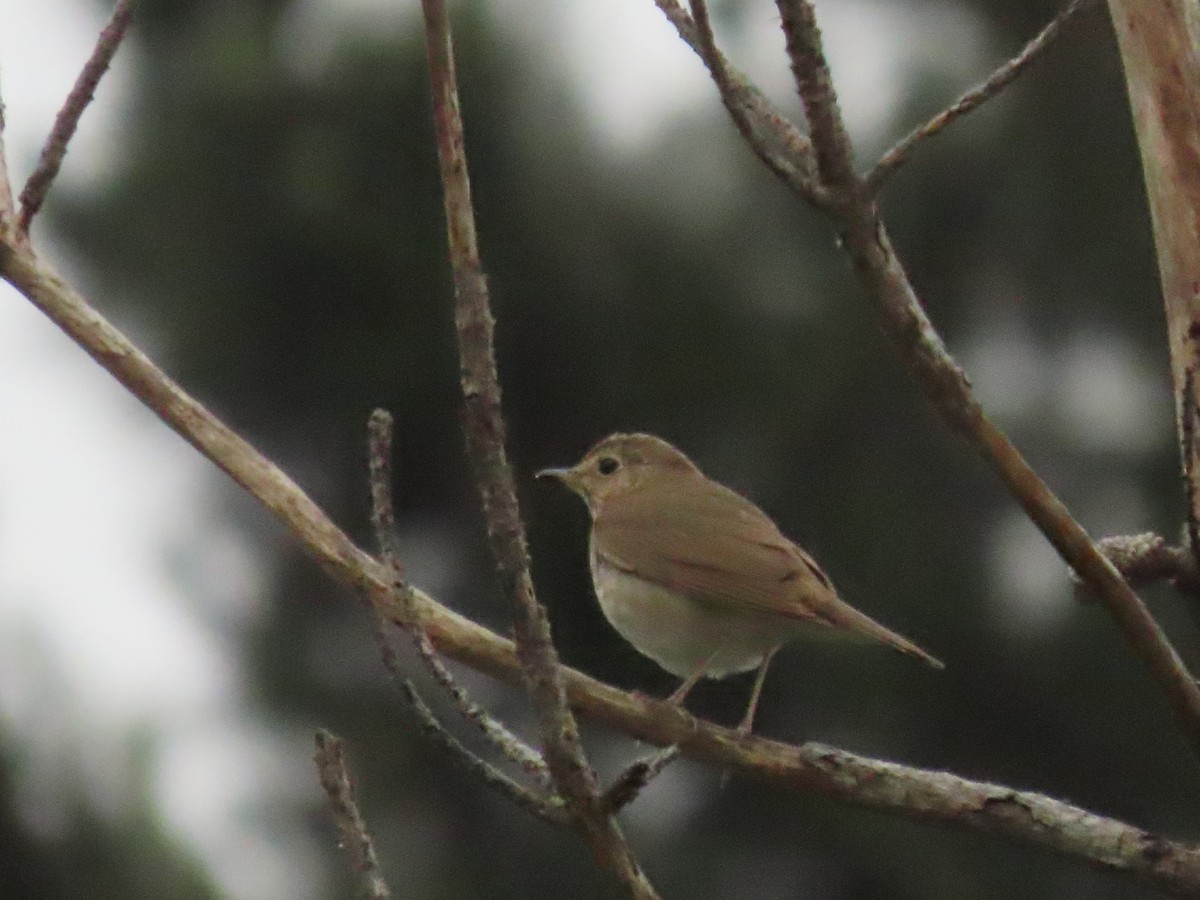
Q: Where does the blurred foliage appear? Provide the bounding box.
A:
[4,0,1198,896]
[0,734,217,899]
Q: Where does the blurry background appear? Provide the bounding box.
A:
[0,0,1192,897]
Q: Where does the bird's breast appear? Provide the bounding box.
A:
[588,543,793,679]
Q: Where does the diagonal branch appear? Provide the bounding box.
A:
[366,409,551,785]
[397,674,569,826]
[368,608,568,826]
[673,0,823,205]
[656,0,1200,762]
[17,0,135,233]
[0,94,16,232]
[775,0,857,195]
[364,438,563,825]
[5,3,1200,888]
[866,0,1097,192]
[602,746,681,815]
[652,0,815,186]
[1105,1,1200,579]
[3,241,1200,894]
[416,2,657,895]
[313,730,392,900]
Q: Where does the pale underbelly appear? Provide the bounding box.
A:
[590,555,802,679]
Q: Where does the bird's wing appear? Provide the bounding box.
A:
[593,476,831,623]
[594,476,944,668]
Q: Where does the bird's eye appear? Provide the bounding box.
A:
[597,456,620,476]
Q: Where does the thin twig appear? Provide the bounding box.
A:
[389,613,551,783]
[369,607,568,825]
[672,0,823,205]
[313,730,392,900]
[366,410,550,784]
[5,246,1200,895]
[366,409,407,574]
[1074,533,1200,598]
[602,746,682,814]
[1185,368,1200,568]
[401,679,571,826]
[653,0,813,177]
[699,0,1200,762]
[0,94,16,232]
[418,1,656,895]
[17,0,135,233]
[1108,2,1200,619]
[866,0,1096,192]
[5,1,1200,882]
[775,0,857,196]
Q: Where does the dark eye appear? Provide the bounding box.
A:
[597,456,620,476]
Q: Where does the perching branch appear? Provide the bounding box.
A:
[866,0,1097,192]
[658,0,1200,762]
[368,412,682,821]
[5,4,1200,896]
[313,730,392,900]
[416,2,657,896]
[3,241,1200,895]
[17,0,135,234]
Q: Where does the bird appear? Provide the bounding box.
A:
[537,432,943,734]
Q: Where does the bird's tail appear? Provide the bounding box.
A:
[818,597,945,669]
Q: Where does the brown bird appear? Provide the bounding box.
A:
[538,432,943,734]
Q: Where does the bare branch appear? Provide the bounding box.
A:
[866,0,1096,192]
[313,730,392,900]
[17,0,135,233]
[368,598,567,826]
[602,746,681,815]
[653,0,815,183]
[671,0,823,205]
[5,5,1200,882]
[399,678,570,826]
[0,94,16,232]
[358,435,562,824]
[1106,2,1200,592]
[366,410,550,784]
[417,2,656,894]
[3,242,1200,893]
[363,409,563,819]
[366,409,408,574]
[1186,368,1200,565]
[385,611,551,784]
[661,0,1200,760]
[1097,533,1200,589]
[775,0,857,196]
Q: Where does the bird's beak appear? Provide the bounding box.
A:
[536,466,586,496]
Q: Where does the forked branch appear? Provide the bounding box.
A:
[417,1,657,895]
[656,0,1200,761]
[17,0,135,233]
[3,235,1200,896]
[867,0,1097,192]
[3,2,1200,895]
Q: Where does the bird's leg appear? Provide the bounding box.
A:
[735,648,779,736]
[665,649,721,707]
